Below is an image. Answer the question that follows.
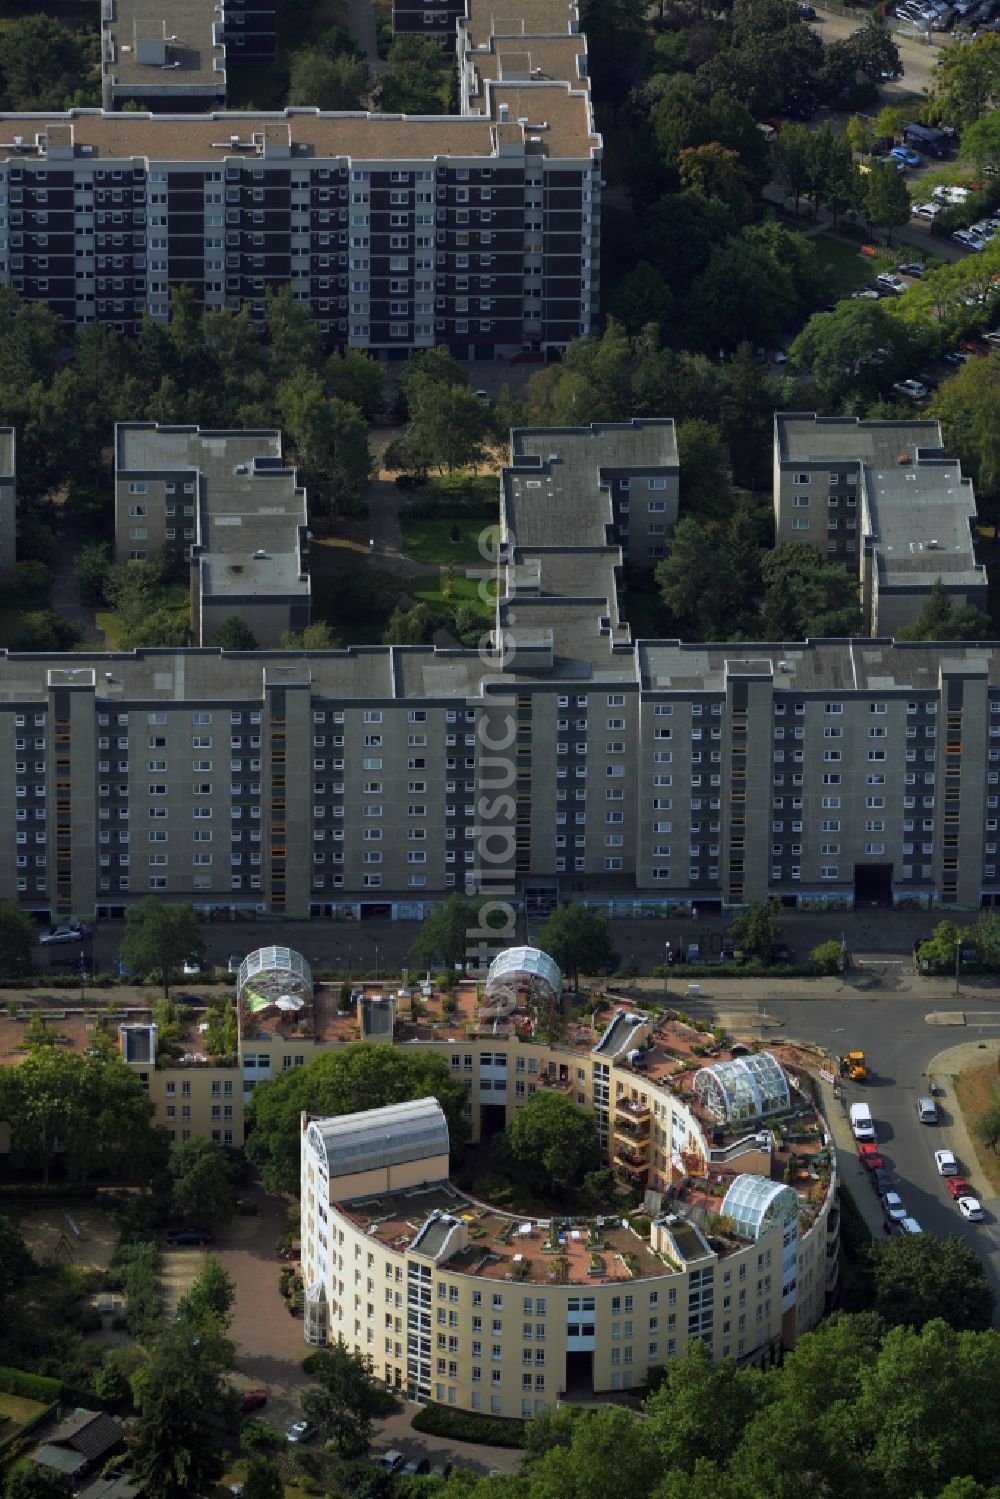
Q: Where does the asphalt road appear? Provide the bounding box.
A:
[689,989,1000,1316]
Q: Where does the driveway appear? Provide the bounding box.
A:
[210,1183,311,1433]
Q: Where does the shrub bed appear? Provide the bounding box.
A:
[411,1402,525,1448]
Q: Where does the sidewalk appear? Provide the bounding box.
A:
[815,1073,887,1239]
[924,1038,1000,1204]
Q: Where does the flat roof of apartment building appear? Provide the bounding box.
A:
[774,412,942,467]
[116,425,309,603]
[102,0,226,91]
[0,85,598,163]
[462,0,580,49]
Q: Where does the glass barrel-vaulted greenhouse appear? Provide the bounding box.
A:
[481,945,562,1018]
[692,1052,791,1125]
[237,946,313,1019]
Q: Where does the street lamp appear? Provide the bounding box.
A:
[955,938,961,999]
[664,942,671,1003]
[374,941,380,985]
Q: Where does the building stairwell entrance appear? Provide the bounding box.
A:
[854,863,893,908]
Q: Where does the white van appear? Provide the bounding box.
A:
[850,1103,876,1142]
[917,1096,939,1124]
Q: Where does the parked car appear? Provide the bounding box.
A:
[237,1390,268,1415]
[946,1175,973,1198]
[899,1217,923,1234]
[892,378,928,399]
[899,261,927,276]
[883,1191,908,1222]
[890,146,923,168]
[943,349,972,365]
[403,1459,431,1476]
[851,287,880,300]
[182,958,202,976]
[870,1167,894,1196]
[430,1463,454,1479]
[858,1143,886,1171]
[912,202,941,218]
[376,1452,406,1474]
[286,1421,316,1445]
[935,1148,959,1175]
[165,1227,212,1246]
[797,3,817,15]
[227,952,243,974]
[40,922,90,945]
[959,1195,985,1220]
[772,943,794,963]
[877,272,906,292]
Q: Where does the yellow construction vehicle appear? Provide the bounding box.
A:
[839,1051,868,1082]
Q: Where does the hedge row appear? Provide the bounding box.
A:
[411,1402,525,1448]
[0,1366,62,1402]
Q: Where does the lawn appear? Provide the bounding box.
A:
[399,515,500,568]
[954,1061,1000,1197]
[410,570,488,610]
[0,1391,48,1430]
[812,232,892,297]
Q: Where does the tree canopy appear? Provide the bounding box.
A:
[119,899,205,999]
[535,904,615,993]
[168,1138,238,1230]
[864,1233,995,1333]
[507,1091,600,1195]
[245,1044,469,1194]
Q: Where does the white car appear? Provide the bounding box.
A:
[883,1191,908,1222]
[913,202,941,219]
[40,923,90,945]
[899,1217,923,1234]
[182,958,201,976]
[935,1148,959,1175]
[876,273,905,292]
[958,1195,985,1221]
[893,379,928,400]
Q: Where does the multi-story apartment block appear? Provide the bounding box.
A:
[101,0,228,114]
[0,411,999,921]
[100,0,275,113]
[114,423,311,647]
[774,414,986,636]
[298,1005,837,1411]
[1,0,599,355]
[0,427,14,575]
[505,420,678,570]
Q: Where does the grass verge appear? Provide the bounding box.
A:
[954,1061,1000,1196]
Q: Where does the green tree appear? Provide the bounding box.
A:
[377,35,448,114]
[131,1324,233,1499]
[0,1213,33,1294]
[810,939,843,974]
[929,355,1000,519]
[607,263,674,338]
[288,46,369,110]
[863,158,911,243]
[243,1456,284,1499]
[411,894,491,970]
[326,348,386,421]
[245,1044,469,1194]
[789,299,910,406]
[175,1256,236,1330]
[0,15,98,111]
[896,578,993,641]
[264,286,323,382]
[916,920,967,974]
[0,900,36,980]
[119,898,204,999]
[212,616,258,651]
[850,18,901,85]
[962,110,1000,174]
[300,1339,387,1455]
[382,602,430,645]
[507,1090,600,1194]
[169,1139,238,1230]
[931,33,1000,126]
[866,1234,994,1332]
[535,903,615,993]
[2,1468,73,1499]
[676,418,732,523]
[279,620,342,649]
[760,543,860,637]
[727,899,783,963]
[656,517,739,638]
[974,1102,1000,1154]
[401,380,490,473]
[846,112,873,157]
[773,123,816,215]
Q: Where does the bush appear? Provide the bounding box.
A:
[811,939,843,975]
[411,1402,525,1448]
[113,1239,162,1338]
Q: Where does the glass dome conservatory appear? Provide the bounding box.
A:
[237,945,313,1016]
[721,1175,800,1241]
[692,1051,791,1125]
[482,945,562,1018]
